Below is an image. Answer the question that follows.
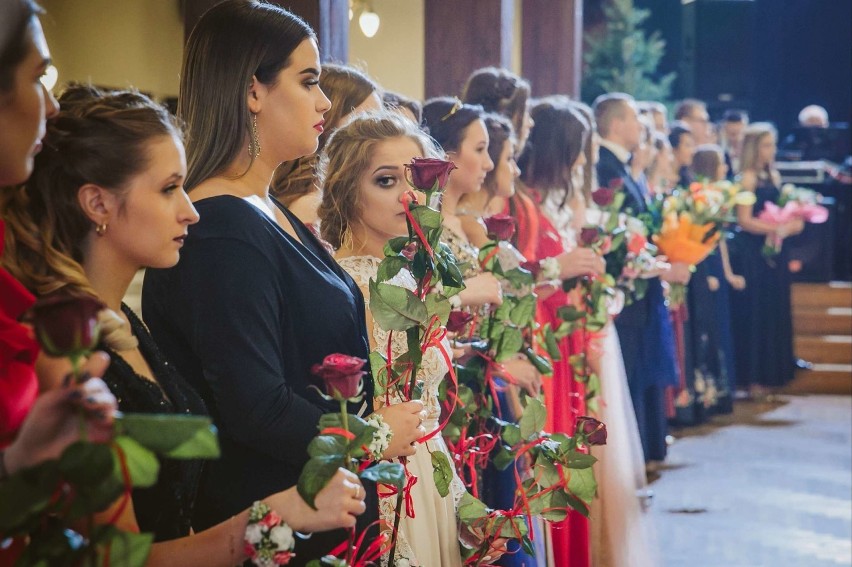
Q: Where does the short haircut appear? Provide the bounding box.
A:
[592,92,635,137]
[722,109,749,123]
[383,90,422,124]
[674,98,707,120]
[668,120,693,149]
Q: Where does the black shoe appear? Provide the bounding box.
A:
[794,358,814,370]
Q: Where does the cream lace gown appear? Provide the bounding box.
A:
[338,256,465,567]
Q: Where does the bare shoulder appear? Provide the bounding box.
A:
[458,214,489,248]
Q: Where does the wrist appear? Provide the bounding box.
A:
[2,442,26,476]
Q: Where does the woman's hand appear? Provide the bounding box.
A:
[556,248,605,279]
[4,352,114,474]
[726,273,746,290]
[270,468,366,532]
[459,524,509,564]
[373,400,426,458]
[457,273,503,308]
[661,262,692,285]
[785,218,805,237]
[495,357,542,397]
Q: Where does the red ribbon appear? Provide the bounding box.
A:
[402,191,434,259]
[320,427,356,440]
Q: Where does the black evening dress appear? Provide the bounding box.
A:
[100,304,207,542]
[729,179,795,389]
[142,196,377,565]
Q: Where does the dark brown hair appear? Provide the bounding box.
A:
[481,112,514,199]
[518,96,590,205]
[0,0,42,95]
[462,67,530,138]
[179,0,314,190]
[0,84,181,296]
[692,144,725,180]
[383,90,422,124]
[421,97,485,154]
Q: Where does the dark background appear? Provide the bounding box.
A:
[591,0,852,138]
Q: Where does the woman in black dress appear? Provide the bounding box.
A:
[141,1,424,563]
[2,84,366,564]
[729,123,803,396]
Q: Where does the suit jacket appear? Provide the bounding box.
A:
[596,145,655,328]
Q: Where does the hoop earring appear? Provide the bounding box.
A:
[95,223,108,236]
[249,113,261,159]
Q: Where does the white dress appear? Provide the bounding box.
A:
[541,197,660,567]
[338,255,465,567]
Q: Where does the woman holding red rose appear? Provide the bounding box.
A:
[0,0,117,498]
[141,2,423,564]
[2,83,369,565]
[318,110,489,566]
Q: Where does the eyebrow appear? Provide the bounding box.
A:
[372,164,401,175]
[299,67,320,76]
[37,57,51,71]
[163,173,184,183]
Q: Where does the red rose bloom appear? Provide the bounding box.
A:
[520,260,542,279]
[30,293,105,359]
[445,310,474,334]
[400,241,420,261]
[592,187,616,207]
[483,214,516,241]
[576,416,607,445]
[579,227,601,247]
[312,353,367,400]
[406,158,457,191]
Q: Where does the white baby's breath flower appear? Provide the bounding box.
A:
[269,524,295,550]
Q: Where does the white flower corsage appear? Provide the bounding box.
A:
[365,413,393,460]
[244,501,296,566]
[539,257,561,282]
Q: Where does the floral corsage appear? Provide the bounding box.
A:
[244,501,296,566]
[539,256,561,282]
[365,413,393,460]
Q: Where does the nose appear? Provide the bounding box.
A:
[317,86,332,114]
[180,191,200,225]
[484,154,495,173]
[42,83,59,119]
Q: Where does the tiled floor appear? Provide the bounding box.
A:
[650,395,852,567]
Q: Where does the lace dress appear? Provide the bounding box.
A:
[337,256,465,567]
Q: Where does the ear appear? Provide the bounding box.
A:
[247,75,265,115]
[77,183,118,227]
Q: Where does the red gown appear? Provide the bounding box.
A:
[510,191,591,567]
[0,219,39,448]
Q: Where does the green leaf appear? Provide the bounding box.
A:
[425,293,451,325]
[383,236,410,255]
[509,295,537,327]
[360,462,405,488]
[297,455,345,509]
[369,351,390,397]
[369,280,428,331]
[113,435,160,489]
[493,445,516,471]
[95,527,153,567]
[567,466,597,505]
[502,267,535,288]
[457,492,489,525]
[431,451,454,498]
[0,462,58,530]
[117,413,219,459]
[543,325,562,361]
[501,423,522,446]
[563,452,598,470]
[376,256,407,282]
[410,204,443,233]
[495,327,524,362]
[307,434,348,458]
[58,441,114,485]
[519,398,547,439]
[477,242,499,272]
[557,305,585,322]
[525,347,553,376]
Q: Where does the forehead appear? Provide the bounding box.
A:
[287,38,320,71]
[368,137,423,165]
[463,119,488,142]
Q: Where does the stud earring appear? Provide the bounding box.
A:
[95,223,108,236]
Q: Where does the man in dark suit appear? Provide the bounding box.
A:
[592,93,686,463]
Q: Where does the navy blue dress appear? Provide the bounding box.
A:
[142,196,377,565]
[728,181,795,389]
[598,147,679,462]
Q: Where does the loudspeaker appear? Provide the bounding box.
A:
[681,0,756,108]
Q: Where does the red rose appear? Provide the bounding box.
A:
[445,310,474,334]
[608,178,624,191]
[400,241,420,261]
[483,214,516,241]
[592,187,616,207]
[30,293,105,359]
[579,227,601,247]
[520,260,541,279]
[406,158,457,191]
[311,353,367,400]
[576,416,607,445]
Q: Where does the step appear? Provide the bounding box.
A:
[792,281,852,309]
[795,335,852,364]
[793,307,852,336]
[784,364,852,396]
